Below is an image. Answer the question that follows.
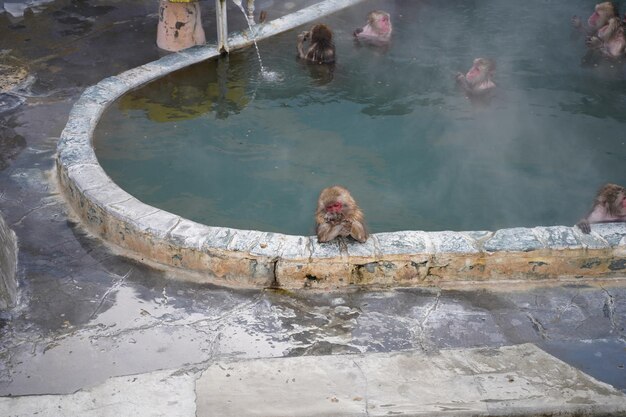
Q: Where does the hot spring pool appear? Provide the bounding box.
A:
[94,0,626,236]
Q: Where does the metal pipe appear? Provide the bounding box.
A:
[246,0,255,22]
[216,0,229,54]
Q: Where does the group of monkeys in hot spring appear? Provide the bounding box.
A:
[300,5,626,244]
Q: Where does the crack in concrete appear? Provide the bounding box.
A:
[601,286,617,332]
[412,290,441,352]
[554,291,581,322]
[88,268,132,320]
[12,200,58,226]
[526,313,549,340]
[352,359,370,417]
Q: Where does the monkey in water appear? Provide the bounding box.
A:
[572,2,617,36]
[297,23,336,64]
[576,183,626,234]
[354,10,392,44]
[456,58,496,98]
[586,16,626,58]
[315,186,368,243]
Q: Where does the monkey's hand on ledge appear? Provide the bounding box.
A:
[576,219,591,234]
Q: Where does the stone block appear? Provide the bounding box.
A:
[376,231,430,255]
[484,227,545,252]
[0,212,18,309]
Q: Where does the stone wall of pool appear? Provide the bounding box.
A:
[55,1,626,289]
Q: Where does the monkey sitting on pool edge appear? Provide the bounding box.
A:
[315,185,368,243]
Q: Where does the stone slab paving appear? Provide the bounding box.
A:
[2,343,625,417]
[0,370,196,417]
[196,344,626,417]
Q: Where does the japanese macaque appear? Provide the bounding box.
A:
[586,16,626,58]
[315,186,368,243]
[297,24,336,64]
[354,11,392,44]
[456,58,496,97]
[572,2,617,34]
[576,183,626,234]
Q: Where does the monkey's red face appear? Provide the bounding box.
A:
[326,202,343,213]
[589,10,601,27]
[466,65,481,81]
[377,15,391,34]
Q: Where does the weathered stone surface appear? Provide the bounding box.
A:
[430,231,479,254]
[310,237,342,259]
[167,218,209,250]
[56,139,98,168]
[195,344,626,417]
[82,182,132,209]
[533,226,581,250]
[66,164,111,192]
[484,227,544,252]
[81,83,123,105]
[376,231,431,255]
[572,226,611,250]
[461,230,492,242]
[0,211,18,309]
[248,232,310,259]
[345,235,378,258]
[593,223,626,247]
[0,370,196,417]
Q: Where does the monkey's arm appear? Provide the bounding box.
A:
[297,31,310,59]
[348,220,368,243]
[586,35,603,49]
[455,73,471,94]
[317,222,344,243]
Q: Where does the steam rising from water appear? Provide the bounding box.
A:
[95,0,626,234]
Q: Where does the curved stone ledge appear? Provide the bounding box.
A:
[56,2,626,290]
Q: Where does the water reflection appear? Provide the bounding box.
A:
[119,57,250,122]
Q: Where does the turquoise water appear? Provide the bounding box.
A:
[95,0,626,235]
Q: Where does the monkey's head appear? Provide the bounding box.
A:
[597,183,626,215]
[590,2,615,28]
[467,58,495,83]
[311,24,333,44]
[319,185,357,214]
[369,11,392,34]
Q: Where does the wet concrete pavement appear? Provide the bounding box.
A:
[0,0,625,414]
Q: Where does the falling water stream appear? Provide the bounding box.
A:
[232,0,281,82]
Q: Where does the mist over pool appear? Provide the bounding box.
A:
[94,0,626,235]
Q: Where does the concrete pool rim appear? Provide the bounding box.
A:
[55,2,626,289]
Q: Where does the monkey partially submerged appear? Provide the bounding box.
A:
[572,2,617,36]
[354,10,392,44]
[315,186,368,243]
[297,23,336,64]
[456,58,497,98]
[586,16,626,58]
[576,183,626,233]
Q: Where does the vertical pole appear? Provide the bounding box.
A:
[216,0,229,54]
[246,0,255,22]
